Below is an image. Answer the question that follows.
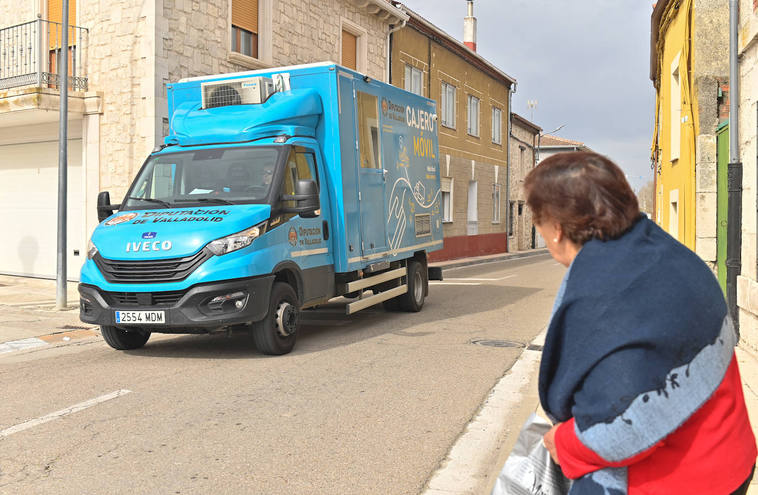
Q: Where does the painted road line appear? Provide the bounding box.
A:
[0,389,132,438]
[422,328,547,495]
[444,275,516,282]
[0,338,47,354]
[429,282,482,286]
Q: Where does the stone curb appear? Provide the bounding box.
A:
[430,249,550,272]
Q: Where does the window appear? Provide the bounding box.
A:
[441,82,456,128]
[670,53,681,161]
[441,177,453,222]
[467,95,480,136]
[519,145,526,179]
[492,107,502,144]
[468,181,478,222]
[669,189,679,239]
[342,30,357,70]
[508,201,515,236]
[492,184,501,223]
[281,147,316,212]
[232,0,259,58]
[404,65,423,96]
[356,91,381,169]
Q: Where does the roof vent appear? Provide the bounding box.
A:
[201,77,275,109]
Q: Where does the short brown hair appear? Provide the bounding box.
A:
[524,151,640,245]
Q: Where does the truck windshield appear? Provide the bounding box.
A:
[122,147,280,209]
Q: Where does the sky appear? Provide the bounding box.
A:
[399,0,656,192]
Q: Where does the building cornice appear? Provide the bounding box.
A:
[350,0,409,25]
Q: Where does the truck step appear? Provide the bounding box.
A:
[346,284,408,315]
[344,267,407,293]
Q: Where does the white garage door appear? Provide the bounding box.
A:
[0,139,84,280]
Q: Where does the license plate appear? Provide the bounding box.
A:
[115,311,165,324]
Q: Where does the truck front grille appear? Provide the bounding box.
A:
[104,290,186,307]
[93,249,212,284]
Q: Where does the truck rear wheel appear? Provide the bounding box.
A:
[100,325,151,350]
[398,260,426,312]
[252,282,299,355]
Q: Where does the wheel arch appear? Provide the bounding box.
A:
[271,261,304,304]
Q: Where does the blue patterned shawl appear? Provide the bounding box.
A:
[539,216,736,494]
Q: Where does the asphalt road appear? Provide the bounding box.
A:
[0,253,563,494]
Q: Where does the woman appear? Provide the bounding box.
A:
[525,152,756,494]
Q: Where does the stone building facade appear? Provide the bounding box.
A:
[0,0,406,279]
[508,113,540,251]
[389,3,516,261]
[736,0,758,352]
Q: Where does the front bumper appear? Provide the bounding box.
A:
[78,275,275,332]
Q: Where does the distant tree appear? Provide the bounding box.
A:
[637,180,655,215]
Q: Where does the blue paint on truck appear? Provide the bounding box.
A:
[79,62,442,355]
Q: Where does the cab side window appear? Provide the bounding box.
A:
[280,147,317,213]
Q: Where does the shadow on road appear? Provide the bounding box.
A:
[121,284,541,360]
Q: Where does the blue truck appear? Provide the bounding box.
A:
[79,62,443,355]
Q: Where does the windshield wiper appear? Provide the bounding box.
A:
[126,196,172,208]
[174,197,236,205]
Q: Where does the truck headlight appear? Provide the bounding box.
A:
[87,239,98,259]
[207,222,267,256]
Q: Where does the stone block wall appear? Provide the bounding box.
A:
[509,118,538,251]
[737,0,758,351]
[0,2,37,27]
[79,0,158,201]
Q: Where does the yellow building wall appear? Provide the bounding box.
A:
[654,0,697,250]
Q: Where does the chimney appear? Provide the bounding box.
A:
[463,0,477,51]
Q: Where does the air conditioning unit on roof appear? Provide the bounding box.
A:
[201,77,275,109]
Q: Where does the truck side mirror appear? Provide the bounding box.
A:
[97,191,121,223]
[280,180,320,218]
[295,179,320,218]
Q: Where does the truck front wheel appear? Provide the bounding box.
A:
[100,325,151,350]
[252,282,299,355]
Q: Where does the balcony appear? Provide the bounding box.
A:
[0,18,88,91]
[0,18,100,128]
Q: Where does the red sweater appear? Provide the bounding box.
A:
[555,356,757,494]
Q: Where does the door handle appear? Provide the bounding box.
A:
[382,169,389,180]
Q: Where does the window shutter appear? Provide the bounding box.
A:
[232,0,258,34]
[48,0,77,49]
[342,30,357,70]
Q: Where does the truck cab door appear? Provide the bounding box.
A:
[354,86,388,256]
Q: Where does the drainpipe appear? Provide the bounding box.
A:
[727,0,741,332]
[386,18,407,84]
[506,83,514,252]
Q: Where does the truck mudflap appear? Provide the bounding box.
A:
[78,275,275,332]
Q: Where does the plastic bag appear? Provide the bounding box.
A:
[491,413,572,495]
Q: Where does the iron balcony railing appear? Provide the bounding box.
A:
[0,17,88,91]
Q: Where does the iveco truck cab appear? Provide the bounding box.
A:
[79,62,443,355]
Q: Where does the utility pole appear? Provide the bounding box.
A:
[56,0,69,310]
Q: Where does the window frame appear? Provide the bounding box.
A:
[492,183,501,224]
[491,107,502,145]
[340,18,368,74]
[228,0,271,69]
[467,95,480,137]
[440,82,456,129]
[441,176,453,223]
[404,64,423,96]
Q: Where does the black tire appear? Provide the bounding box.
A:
[252,282,299,355]
[100,325,151,350]
[398,260,426,312]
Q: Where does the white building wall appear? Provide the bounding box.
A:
[736,0,758,352]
